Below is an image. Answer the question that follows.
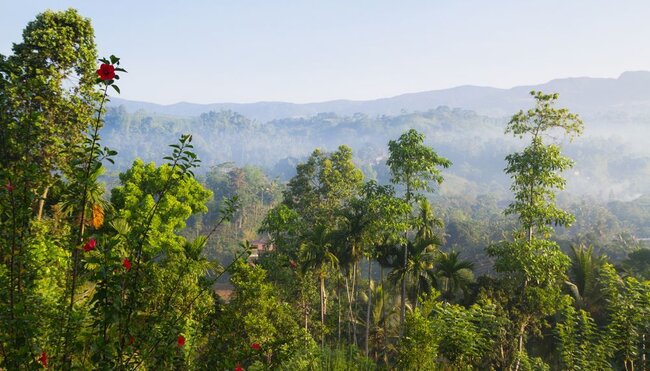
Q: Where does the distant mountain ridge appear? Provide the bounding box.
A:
[109,71,650,121]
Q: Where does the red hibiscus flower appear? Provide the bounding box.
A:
[251,342,261,351]
[5,181,15,192]
[122,257,132,271]
[177,335,185,347]
[83,238,96,252]
[39,351,47,367]
[234,364,244,371]
[97,63,115,80]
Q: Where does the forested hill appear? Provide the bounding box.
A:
[110,71,650,121]
[102,104,650,202]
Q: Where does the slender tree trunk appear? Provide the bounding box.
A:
[365,258,372,356]
[345,275,357,345]
[8,194,18,362]
[641,334,646,371]
[352,261,358,346]
[414,277,420,309]
[400,244,408,332]
[36,185,49,220]
[514,320,527,371]
[337,279,342,345]
[304,297,309,331]
[344,276,352,343]
[400,180,411,333]
[320,274,326,324]
[320,273,326,347]
[527,182,534,241]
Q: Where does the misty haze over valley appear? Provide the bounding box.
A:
[104,71,650,202]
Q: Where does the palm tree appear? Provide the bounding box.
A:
[436,251,474,301]
[375,241,402,356]
[332,199,369,347]
[300,224,338,337]
[415,198,443,243]
[391,199,443,308]
[564,245,607,319]
[388,238,440,310]
[363,281,400,366]
[58,166,111,232]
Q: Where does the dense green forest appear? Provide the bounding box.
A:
[1,9,649,370]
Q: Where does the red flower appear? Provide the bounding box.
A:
[5,181,15,192]
[128,335,136,345]
[234,364,244,371]
[289,260,297,269]
[177,335,185,347]
[39,351,47,367]
[97,63,115,80]
[122,257,132,271]
[251,342,261,351]
[83,238,96,252]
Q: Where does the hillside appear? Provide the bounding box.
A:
[110,71,650,121]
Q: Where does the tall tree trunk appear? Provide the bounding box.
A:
[641,334,646,371]
[414,276,420,309]
[304,297,309,331]
[352,261,359,346]
[320,273,326,347]
[514,320,527,371]
[527,182,534,241]
[337,279,342,346]
[344,275,357,345]
[344,276,352,343]
[400,243,408,332]
[365,258,372,356]
[400,180,411,333]
[36,185,49,220]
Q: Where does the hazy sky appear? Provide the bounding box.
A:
[2,0,649,104]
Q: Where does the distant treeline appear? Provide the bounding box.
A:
[103,105,650,201]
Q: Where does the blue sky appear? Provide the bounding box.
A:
[2,0,649,104]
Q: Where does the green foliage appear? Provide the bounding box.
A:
[0,8,100,191]
[0,9,106,367]
[387,128,451,330]
[564,245,609,319]
[318,346,376,370]
[398,294,506,370]
[201,260,319,369]
[505,139,575,237]
[397,302,439,370]
[387,128,452,203]
[556,303,611,370]
[621,247,650,280]
[504,91,583,239]
[505,91,583,140]
[489,239,570,292]
[199,164,281,259]
[436,251,474,301]
[486,91,582,370]
[600,263,650,370]
[110,159,212,257]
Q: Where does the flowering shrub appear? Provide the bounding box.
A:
[0,12,244,367]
